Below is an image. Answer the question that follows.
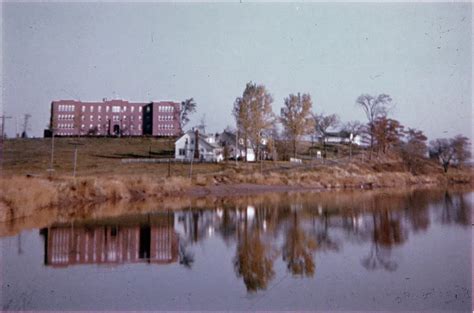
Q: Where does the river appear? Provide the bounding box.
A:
[0,188,472,311]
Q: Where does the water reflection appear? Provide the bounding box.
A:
[38,189,470,293]
[41,212,179,267]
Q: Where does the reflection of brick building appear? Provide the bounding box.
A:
[42,213,178,267]
[49,99,181,137]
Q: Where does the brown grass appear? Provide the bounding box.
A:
[1,138,472,223]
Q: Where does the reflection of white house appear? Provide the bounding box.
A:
[319,131,363,146]
[175,130,223,162]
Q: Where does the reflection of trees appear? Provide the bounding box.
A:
[234,208,276,292]
[282,211,317,277]
[440,191,469,226]
[361,210,406,272]
[405,192,430,233]
[178,240,194,268]
[217,209,237,244]
[314,210,340,252]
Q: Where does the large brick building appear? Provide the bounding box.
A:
[49,99,181,137]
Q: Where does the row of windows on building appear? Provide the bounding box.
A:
[79,124,142,131]
[158,115,175,121]
[157,106,175,113]
[58,105,75,112]
[157,124,175,130]
[79,105,144,114]
[80,115,143,122]
[58,123,74,129]
[57,114,75,120]
[58,113,160,122]
[158,132,176,136]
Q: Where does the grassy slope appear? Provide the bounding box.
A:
[0,138,472,223]
[2,137,221,177]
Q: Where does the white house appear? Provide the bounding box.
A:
[175,130,223,162]
[320,131,363,146]
[216,130,257,162]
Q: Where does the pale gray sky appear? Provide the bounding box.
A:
[1,2,472,142]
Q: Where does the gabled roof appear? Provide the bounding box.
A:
[176,130,221,151]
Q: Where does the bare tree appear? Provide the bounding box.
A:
[179,98,197,133]
[233,82,275,161]
[313,113,340,158]
[451,135,471,165]
[355,94,392,158]
[280,93,314,158]
[429,135,471,173]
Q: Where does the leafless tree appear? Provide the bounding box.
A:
[280,93,314,158]
[313,113,340,158]
[429,135,471,173]
[355,94,392,158]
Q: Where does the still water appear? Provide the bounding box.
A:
[0,188,472,311]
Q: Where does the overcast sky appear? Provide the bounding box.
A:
[1,2,472,142]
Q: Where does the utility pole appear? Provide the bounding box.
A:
[235,130,239,167]
[349,132,353,161]
[48,127,56,175]
[21,113,31,138]
[15,116,18,138]
[69,141,84,178]
[0,115,12,173]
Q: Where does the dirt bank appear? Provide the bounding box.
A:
[1,161,472,224]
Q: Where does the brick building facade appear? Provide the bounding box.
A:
[49,99,181,137]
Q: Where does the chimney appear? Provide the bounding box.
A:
[194,129,200,159]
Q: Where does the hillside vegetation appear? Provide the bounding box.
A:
[0,137,472,223]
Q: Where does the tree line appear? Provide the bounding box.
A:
[180,81,471,173]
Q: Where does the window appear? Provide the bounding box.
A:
[123,116,127,121]
[82,106,85,112]
[112,106,120,113]
[90,116,94,121]
[122,106,127,112]
[98,116,102,122]
[98,106,102,113]
[81,116,85,121]
[106,106,110,113]
[81,124,85,129]
[89,124,93,129]
[139,106,142,113]
[139,116,142,120]
[179,149,185,156]
[131,106,135,113]
[90,106,94,113]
